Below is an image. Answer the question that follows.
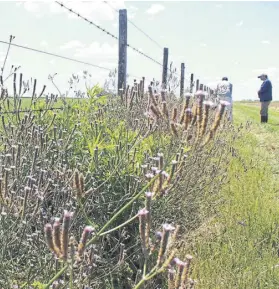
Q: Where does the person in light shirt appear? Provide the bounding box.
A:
[216,77,233,121]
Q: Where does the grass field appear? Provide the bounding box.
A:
[184,101,279,288]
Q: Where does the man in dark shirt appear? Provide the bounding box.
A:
[257,74,272,123]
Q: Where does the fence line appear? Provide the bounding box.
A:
[103,1,164,50]
[56,1,162,67]
[0,2,214,97]
[54,2,211,95]
[0,107,63,115]
[0,40,112,71]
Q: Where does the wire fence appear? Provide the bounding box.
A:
[55,1,163,67]
[0,1,212,97]
[0,107,64,115]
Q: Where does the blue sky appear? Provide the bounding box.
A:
[0,1,278,100]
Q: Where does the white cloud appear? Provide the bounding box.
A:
[23,1,44,17]
[23,2,40,13]
[200,43,207,47]
[22,1,126,21]
[206,81,219,88]
[0,52,4,62]
[59,40,117,62]
[128,5,138,19]
[129,5,138,11]
[215,4,223,8]
[74,42,117,59]
[40,40,48,47]
[98,62,117,70]
[146,4,165,15]
[49,2,65,14]
[252,67,278,77]
[49,1,125,22]
[49,59,56,66]
[236,20,243,27]
[60,40,85,50]
[261,40,270,45]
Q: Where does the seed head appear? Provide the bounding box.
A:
[44,224,55,254]
[145,191,154,198]
[138,208,149,216]
[220,100,231,106]
[77,226,94,259]
[204,100,214,107]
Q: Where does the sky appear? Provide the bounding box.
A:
[0,0,279,100]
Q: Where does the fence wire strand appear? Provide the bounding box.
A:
[55,1,163,67]
[103,1,164,50]
[0,40,113,71]
[0,107,64,115]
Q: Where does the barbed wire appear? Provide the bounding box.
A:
[0,40,113,71]
[55,1,163,67]
[102,1,178,75]
[0,107,63,115]
[103,1,163,50]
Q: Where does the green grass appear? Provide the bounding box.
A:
[181,102,279,288]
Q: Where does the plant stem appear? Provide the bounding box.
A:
[99,214,138,236]
[47,174,160,284]
[43,264,68,289]
[133,267,161,289]
[86,173,159,247]
[143,259,148,277]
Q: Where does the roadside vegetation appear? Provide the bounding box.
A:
[1,44,279,288]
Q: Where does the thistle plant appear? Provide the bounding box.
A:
[0,34,238,289]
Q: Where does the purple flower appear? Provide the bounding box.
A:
[145,173,154,179]
[63,210,74,218]
[155,169,162,175]
[204,100,214,107]
[138,208,149,216]
[162,171,170,178]
[195,90,205,97]
[220,100,231,106]
[174,257,187,267]
[163,223,175,231]
[155,231,163,239]
[84,226,94,233]
[145,192,154,198]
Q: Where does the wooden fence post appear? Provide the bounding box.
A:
[200,83,204,91]
[142,77,145,96]
[180,63,185,98]
[118,9,127,95]
[196,79,199,92]
[162,48,168,89]
[190,73,194,93]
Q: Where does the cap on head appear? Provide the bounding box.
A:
[258,74,267,79]
[222,77,228,81]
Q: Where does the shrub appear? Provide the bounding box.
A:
[0,60,236,288]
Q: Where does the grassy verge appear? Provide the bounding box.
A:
[181,102,279,288]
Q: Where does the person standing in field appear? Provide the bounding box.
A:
[257,74,272,123]
[216,77,233,121]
